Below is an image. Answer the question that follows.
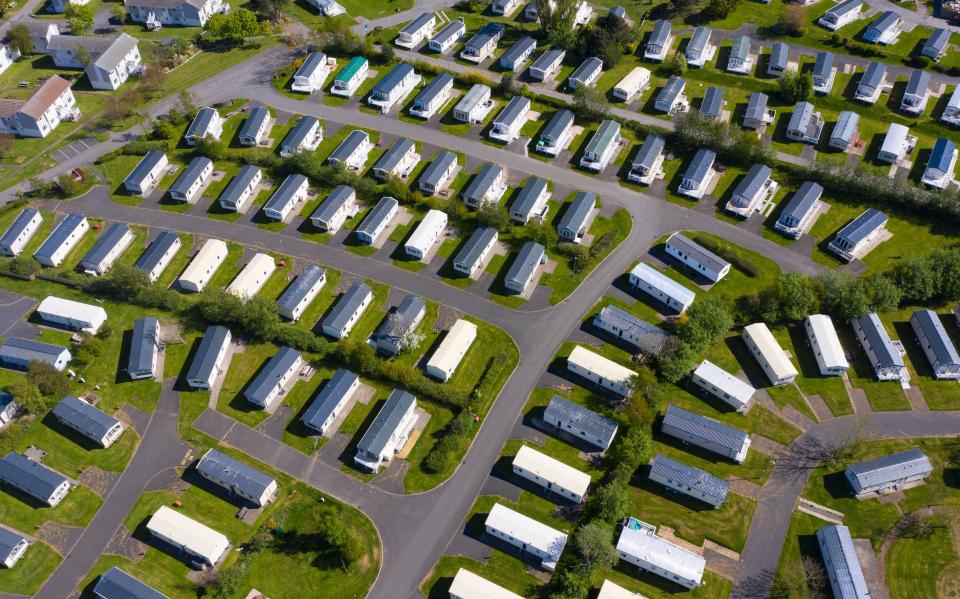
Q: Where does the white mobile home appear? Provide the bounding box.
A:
[322,282,372,339]
[461,164,506,208]
[612,67,650,102]
[418,151,458,195]
[238,106,271,145]
[691,359,755,412]
[805,314,848,375]
[0,209,42,256]
[664,232,730,283]
[354,389,418,471]
[0,452,71,507]
[528,47,565,82]
[484,503,568,571]
[453,226,498,277]
[127,316,160,381]
[404,209,447,260]
[0,525,29,569]
[395,12,435,48]
[225,253,275,300]
[453,84,493,124]
[616,519,705,589]
[408,72,454,119]
[243,346,302,410]
[301,368,359,435]
[276,265,326,321]
[123,151,168,195]
[35,296,106,333]
[184,107,223,146]
[355,197,399,245]
[330,56,368,97]
[309,185,357,232]
[543,395,619,450]
[0,337,71,372]
[500,36,536,71]
[52,395,125,448]
[644,20,673,62]
[910,309,960,379]
[146,506,229,568]
[449,569,524,599]
[851,312,908,382]
[567,56,603,90]
[79,222,134,276]
[217,165,262,213]
[725,163,777,218]
[940,86,960,126]
[34,213,88,267]
[567,345,634,397]
[425,319,476,381]
[327,130,371,170]
[816,525,870,599]
[819,0,861,29]
[367,63,419,113]
[742,323,798,386]
[461,23,504,63]
[828,208,888,261]
[685,26,715,67]
[649,454,729,507]
[534,108,574,156]
[510,177,550,224]
[290,52,332,93]
[177,239,228,293]
[195,448,278,507]
[134,232,181,283]
[921,138,958,190]
[168,156,213,204]
[845,447,933,497]
[372,137,420,181]
[185,326,231,390]
[428,19,466,53]
[512,445,591,503]
[579,119,621,172]
[661,404,751,463]
[279,116,323,157]
[628,262,695,313]
[654,75,687,113]
[503,241,545,294]
[593,305,669,356]
[489,95,530,143]
[262,174,309,222]
[627,133,665,184]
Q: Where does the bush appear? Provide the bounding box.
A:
[274,324,327,353]
[6,256,39,277]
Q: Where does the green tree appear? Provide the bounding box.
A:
[536,0,580,48]
[668,53,687,76]
[933,247,960,300]
[657,338,698,383]
[6,256,39,277]
[678,296,733,349]
[704,0,741,20]
[866,274,902,312]
[817,271,870,319]
[572,85,611,122]
[6,24,33,55]
[778,70,813,103]
[28,361,72,398]
[574,521,617,571]
[592,481,629,522]
[778,272,818,321]
[6,378,45,415]
[205,8,260,46]
[624,367,661,425]
[891,255,940,303]
[111,3,127,24]
[66,4,95,35]
[475,203,510,230]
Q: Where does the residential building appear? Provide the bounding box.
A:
[767,41,789,76]
[654,75,686,113]
[863,10,901,44]
[0,75,79,138]
[462,163,506,208]
[276,265,325,321]
[593,305,669,355]
[819,0,861,30]
[355,196,399,244]
[0,209,42,256]
[877,122,915,163]
[52,395,125,448]
[665,232,730,283]
[184,106,223,145]
[685,26,715,67]
[408,72,453,119]
[0,43,19,78]
[177,238,228,293]
[491,0,521,15]
[616,519,705,589]
[597,580,645,599]
[813,51,837,94]
[628,262,695,313]
[309,185,357,232]
[691,359,755,412]
[354,389,417,471]
[34,295,106,333]
[217,165,262,212]
[566,345,634,397]
[607,5,626,20]
[0,394,17,426]
[489,95,530,143]
[301,368,360,435]
[568,56,603,89]
[901,68,931,114]
[510,177,550,224]
[725,163,776,217]
[512,445,591,503]
[828,208,888,261]
[742,322,799,386]
[921,27,950,61]
[124,0,229,27]
[816,525,870,598]
[461,22,504,63]
[453,226,497,277]
[921,137,958,189]
[321,282,372,339]
[743,91,775,129]
[428,19,466,53]
[644,20,672,61]
[47,33,141,91]
[20,22,60,54]
[185,326,231,390]
[34,213,89,268]
[851,312,908,382]
[367,62,419,113]
[404,209,447,259]
[243,346,302,410]
[854,62,886,104]
[528,47,565,81]
[395,12,435,48]
[135,231,181,283]
[677,148,716,199]
[557,191,594,243]
[579,119,621,171]
[453,84,492,124]
[627,133,666,184]
[123,150,168,195]
[503,241,545,294]
[0,337,71,372]
[0,525,29,569]
[534,108,574,155]
[500,36,536,71]
[426,319,477,381]
[374,295,426,356]
[804,314,849,376]
[146,506,229,568]
[330,56,368,97]
[167,156,213,204]
[661,403,751,462]
[699,86,723,120]
[649,454,729,507]
[612,67,650,102]
[484,503,568,571]
[829,110,859,150]
[237,106,270,145]
[727,35,752,73]
[195,448,277,507]
[225,253,275,300]
[290,52,331,93]
[93,567,169,599]
[786,101,824,144]
[0,452,70,506]
[262,173,308,222]
[543,394,618,450]
[845,447,933,497]
[449,569,524,599]
[911,309,960,379]
[280,116,323,157]
[327,130,371,169]
[127,316,160,380]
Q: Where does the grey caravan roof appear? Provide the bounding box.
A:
[504,241,544,288]
[218,165,261,208]
[813,51,834,81]
[836,208,887,247]
[169,156,211,197]
[0,208,39,251]
[832,111,859,144]
[372,63,414,97]
[846,447,933,490]
[282,116,320,153]
[512,177,548,218]
[374,138,416,175]
[413,72,454,108]
[732,163,772,200]
[827,0,861,18]
[0,336,65,365]
[265,174,308,215]
[432,19,465,46]
[816,525,870,599]
[904,68,931,97]
[328,130,369,164]
[657,75,685,106]
[454,226,497,269]
[238,106,269,140]
[608,5,626,19]
[596,305,669,354]
[302,368,360,430]
[456,84,490,114]
[494,96,530,128]
[531,47,565,73]
[323,282,372,333]
[866,11,899,36]
[128,316,159,375]
[356,197,398,237]
[853,312,902,368]
[501,36,536,65]
[0,525,26,566]
[36,209,82,257]
[787,101,817,134]
[277,265,326,316]
[647,20,672,50]
[186,326,231,383]
[927,138,957,178]
[420,151,457,188]
[375,294,426,348]
[912,309,960,365]
[310,185,355,224]
[52,395,120,441]
[294,52,327,80]
[544,395,618,447]
[730,35,750,61]
[686,26,712,60]
[778,181,823,228]
[186,107,218,139]
[662,404,749,453]
[0,452,67,500]
[667,232,729,274]
[124,151,166,188]
[400,12,433,36]
[462,163,503,203]
[683,148,716,184]
[465,22,504,52]
[745,92,769,122]
[135,231,179,276]
[922,28,950,57]
[93,566,169,599]
[858,62,886,94]
[540,109,574,143]
[570,56,602,84]
[700,86,723,119]
[650,454,729,504]
[245,347,301,404]
[558,191,595,234]
[356,389,416,456]
[632,133,666,171]
[769,42,789,71]
[196,449,275,501]
[80,223,130,271]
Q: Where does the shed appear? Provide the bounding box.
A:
[301,368,360,435]
[33,212,89,267]
[374,294,426,356]
[127,316,160,380]
[52,394,125,447]
[661,404,751,463]
[0,208,42,256]
[135,231,181,282]
[691,359,754,412]
[354,389,417,471]
[628,262,696,313]
[35,295,106,333]
[649,454,729,507]
[321,282,373,339]
[177,238,228,293]
[276,265,326,321]
[425,319,477,381]
[185,326,231,390]
[195,448,278,507]
[243,346,302,410]
[146,505,229,567]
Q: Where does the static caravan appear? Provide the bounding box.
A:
[812,51,837,94]
[828,208,888,261]
[725,163,776,218]
[0,337,71,372]
[921,138,958,189]
[593,305,669,356]
[677,149,716,199]
[425,319,477,381]
[727,35,752,73]
[367,63,419,113]
[654,75,686,113]
[93,567,167,599]
[691,359,755,412]
[499,36,536,71]
[327,130,371,170]
[851,312,908,382]
[503,241,545,294]
[685,26,715,67]
[226,253,275,300]
[616,519,705,589]
[461,22,504,63]
[901,69,931,115]
[910,309,960,379]
[557,191,595,243]
[535,108,574,156]
[184,106,223,146]
[579,119,621,172]
[854,62,887,104]
[404,209,447,259]
[33,213,89,267]
[767,41,790,76]
[135,231,181,283]
[776,182,824,239]
[453,226,498,277]
[627,133,665,184]
[127,316,160,380]
[52,395,125,447]
[661,403,751,463]
[355,196,399,245]
[0,526,29,570]
[863,11,901,45]
[628,262,695,313]
[484,503,567,571]
[290,52,331,93]
[0,209,42,256]
[743,92,775,129]
[566,345,634,397]
[921,27,950,61]
[408,72,454,119]
[512,444,591,503]
[309,185,358,232]
[528,47,565,82]
[78,223,133,276]
[462,163,507,208]
[146,506,229,568]
[195,448,277,507]
[374,295,426,357]
[428,19,466,54]
[664,232,730,283]
[829,110,859,150]
[243,346,302,410]
[185,326,232,390]
[321,282,373,339]
[330,56,368,97]
[279,116,323,157]
[0,452,71,506]
[123,151,168,195]
[786,101,824,144]
[845,447,933,497]
[597,580,646,599]
[877,122,914,164]
[354,389,417,471]
[177,238,228,293]
[276,265,326,321]
[510,177,550,224]
[567,56,603,90]
[168,156,213,204]
[491,0,521,15]
[449,569,524,599]
[238,105,271,145]
[699,86,723,120]
[644,20,673,61]
[217,165,262,213]
[649,454,729,507]
[543,394,619,450]
[742,322,798,386]
[489,95,530,143]
[612,67,650,102]
[301,368,360,435]
[35,295,106,333]
[395,12,435,48]
[453,84,493,124]
[819,0,861,30]
[262,173,309,222]
[816,525,870,599]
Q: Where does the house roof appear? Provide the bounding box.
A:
[770,41,789,69]
[448,569,524,599]
[34,212,86,262]
[454,226,497,269]
[514,444,591,496]
[277,265,325,315]
[647,20,672,49]
[196,448,275,500]
[595,305,669,354]
[124,151,167,187]
[282,116,320,151]
[816,525,870,598]
[334,56,367,82]
[501,36,536,64]
[374,137,416,174]
[185,107,219,139]
[853,311,902,368]
[693,359,754,406]
[832,111,859,143]
[294,52,327,80]
[732,163,772,201]
[356,196,398,237]
[244,346,301,404]
[372,62,414,96]
[826,0,861,17]
[650,454,729,503]
[912,309,960,366]
[926,137,957,178]
[93,566,169,599]
[35,296,105,330]
[666,232,729,274]
[413,72,454,107]
[0,208,39,250]
[779,181,823,226]
[0,336,67,365]
[324,282,372,332]
[662,404,749,453]
[47,34,114,54]
[558,191,595,234]
[169,156,211,197]
[743,322,798,380]
[846,447,933,489]
[399,11,433,36]
[858,61,886,93]
[584,119,620,155]
[356,389,416,456]
[53,395,120,441]
[544,395,618,445]
[866,10,899,35]
[456,83,490,114]
[540,108,574,142]
[310,184,355,224]
[301,368,360,431]
[493,95,530,128]
[486,503,567,561]
[682,148,716,184]
[813,51,834,80]
[570,56,602,83]
[376,292,425,346]
[616,521,705,583]
[922,27,950,57]
[904,68,931,97]
[632,133,665,171]
[431,19,465,45]
[238,106,270,140]
[135,231,179,276]
[217,165,261,207]
[19,75,72,120]
[186,325,230,383]
[531,47,565,72]
[265,174,307,215]
[145,506,228,566]
[462,163,502,203]
[745,92,769,121]
[731,35,750,60]
[700,86,723,118]
[0,452,68,500]
[93,33,138,72]
[836,208,887,246]
[631,262,696,307]
[465,22,503,50]
[806,314,847,370]
[512,177,548,218]
[128,316,159,375]
[328,130,369,163]
[787,101,820,137]
[686,26,712,58]
[504,241,544,287]
[657,75,685,105]
[0,524,26,564]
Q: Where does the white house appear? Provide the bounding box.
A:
[262,174,309,222]
[135,231,181,283]
[51,395,125,448]
[425,319,476,381]
[195,448,278,507]
[301,368,359,435]
[0,75,79,138]
[226,253,275,300]
[449,569,524,599]
[404,209,447,260]
[291,52,333,93]
[453,84,493,124]
[168,156,213,204]
[534,108,574,156]
[35,295,106,333]
[321,282,372,339]
[691,359,755,412]
[47,33,141,91]
[900,69,931,115]
[628,262,695,314]
[512,445,591,503]
[612,67,650,102]
[851,312,908,382]
[528,47,565,81]
[276,265,325,321]
[367,63,419,113]
[0,44,20,78]
[354,389,417,471]
[395,12,435,48]
[125,0,229,27]
[309,185,357,232]
[664,232,730,283]
[372,138,420,181]
[805,315,849,376]
[727,35,753,74]
[0,209,42,257]
[855,62,887,104]
[177,238,228,293]
[828,208,889,261]
[33,212,88,268]
[146,506,229,568]
[123,151,168,196]
[863,11,902,45]
[616,519,705,589]
[818,0,861,30]
[484,503,568,571]
[184,106,223,146]
[742,323,798,386]
[330,56,368,97]
[428,19,466,53]
[489,95,530,143]
[579,119,621,172]
[567,56,603,90]
[0,525,29,569]
[217,165,262,212]
[510,177,550,224]
[79,222,134,276]
[0,337,72,372]
[654,75,687,113]
[243,346,302,410]
[685,26,715,67]
[567,345,634,397]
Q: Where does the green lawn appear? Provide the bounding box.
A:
[0,540,60,596]
[774,510,831,598]
[16,417,139,477]
[0,483,102,534]
[886,522,959,599]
